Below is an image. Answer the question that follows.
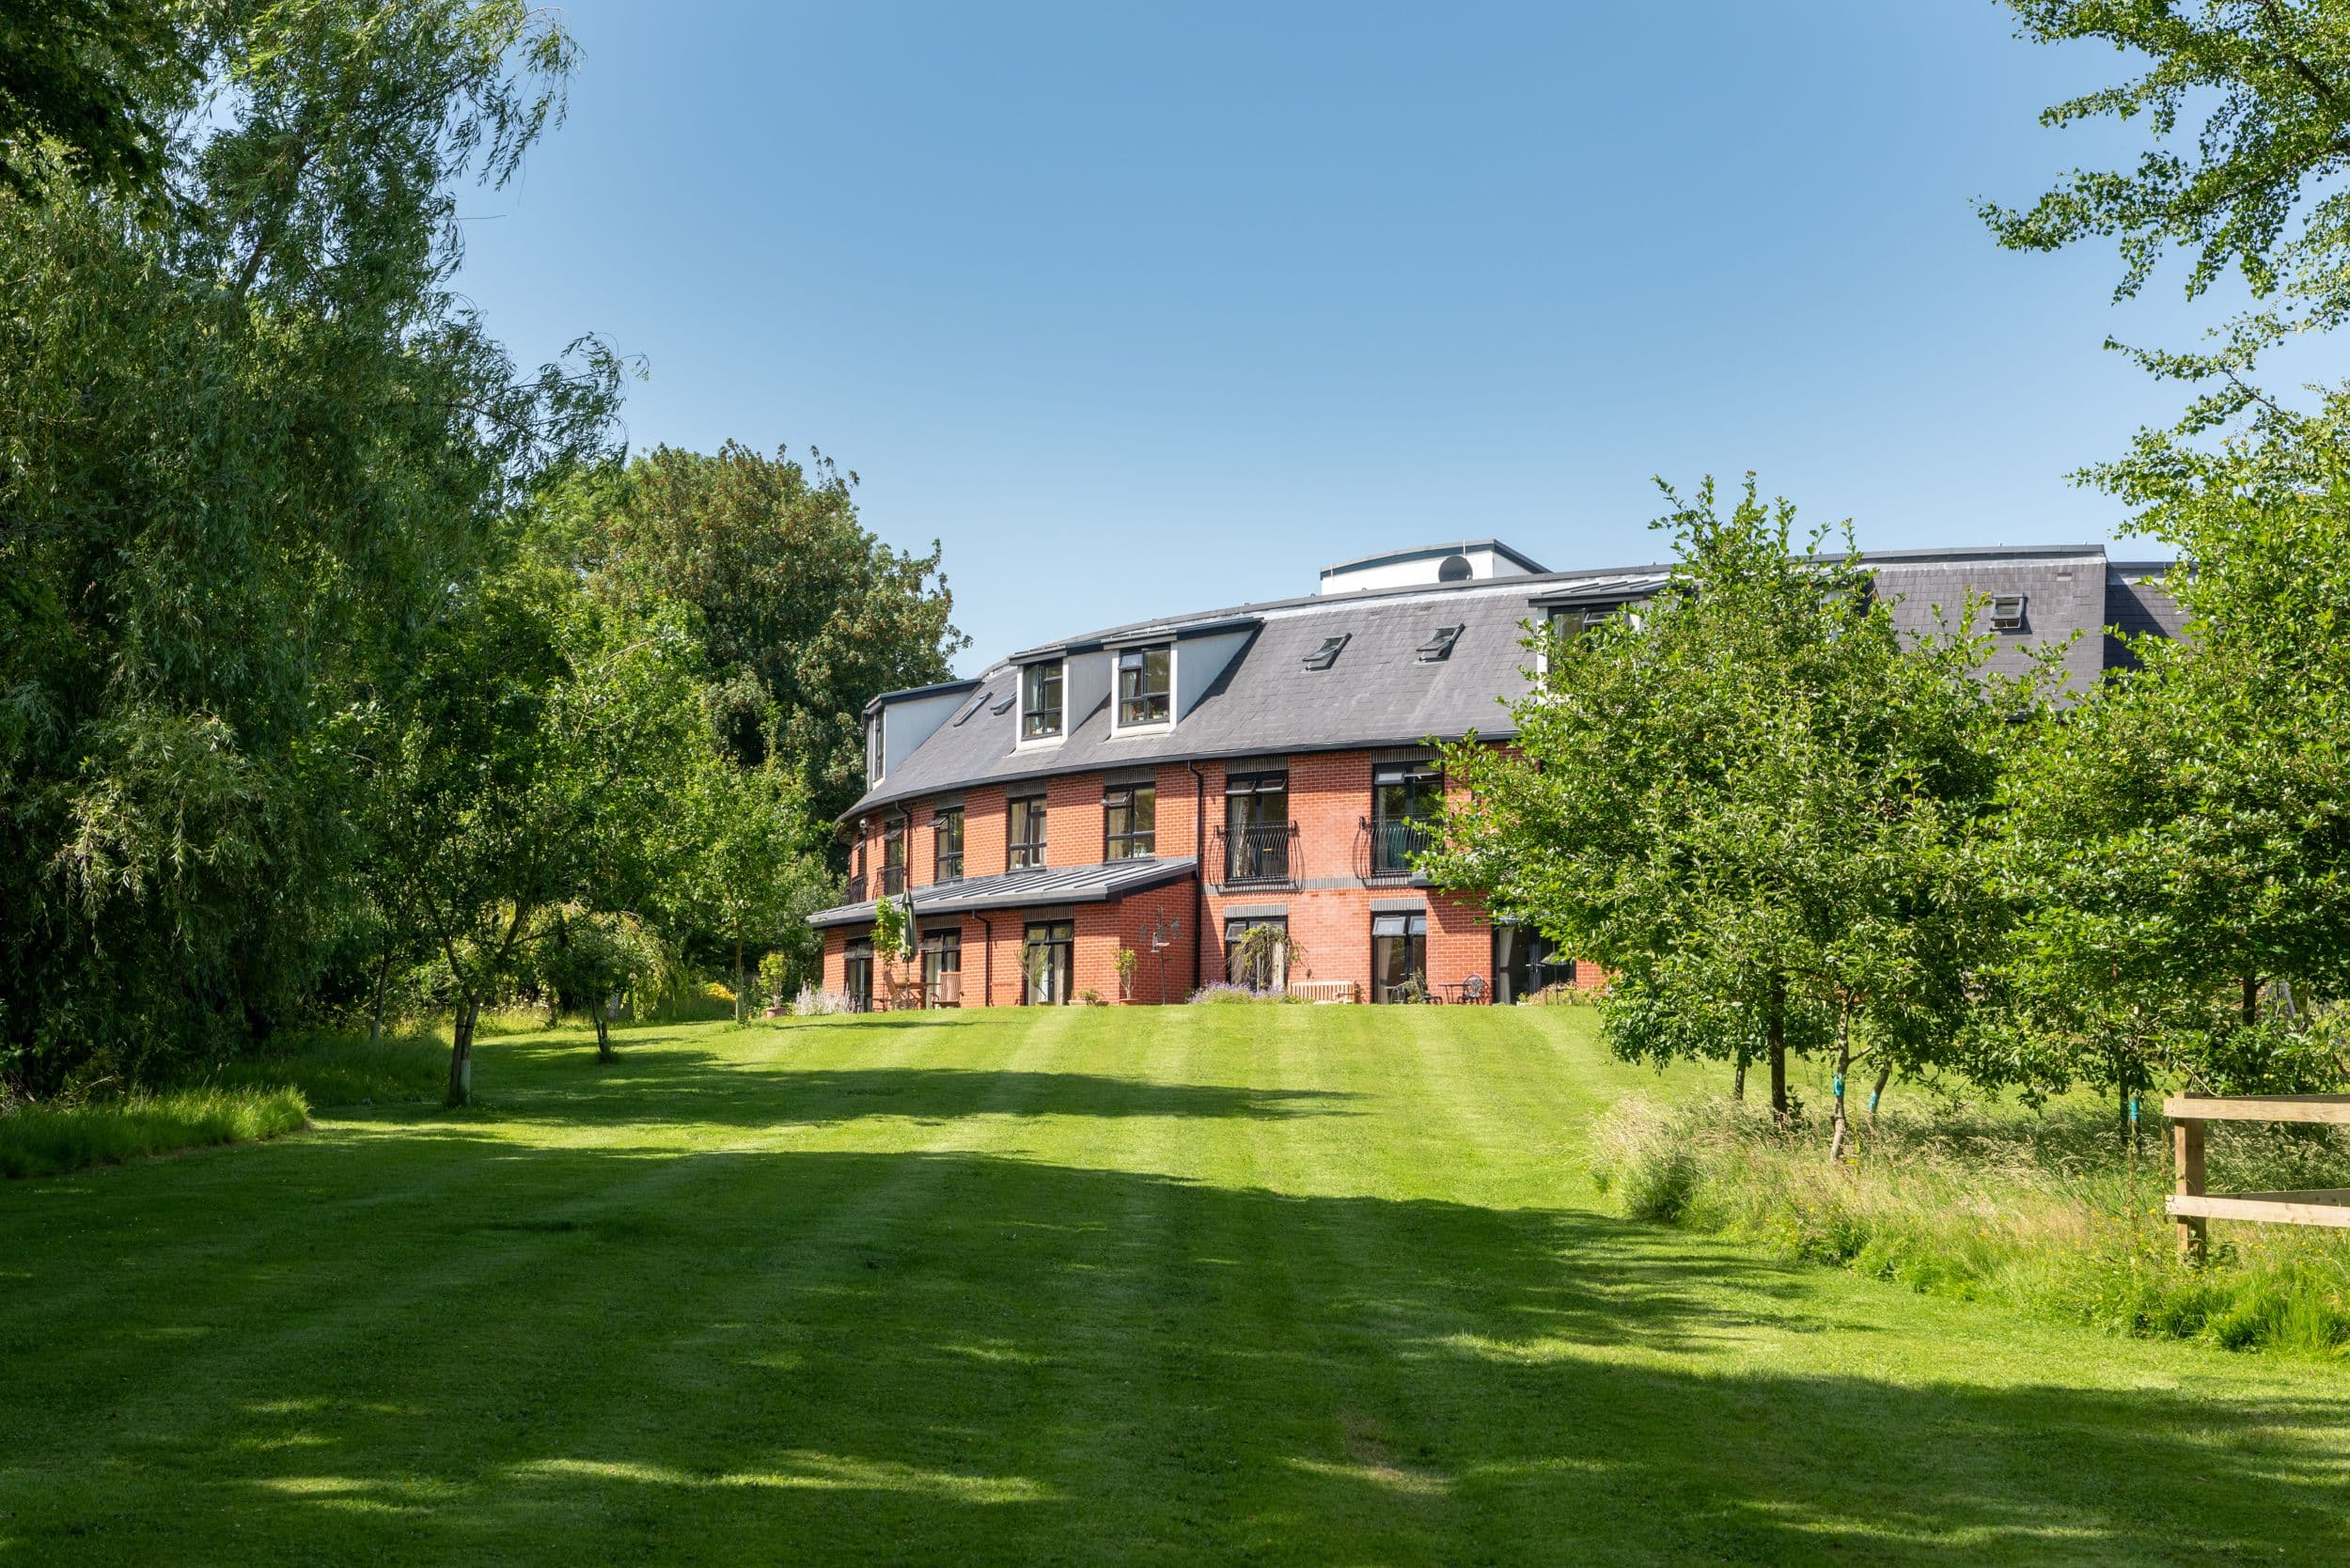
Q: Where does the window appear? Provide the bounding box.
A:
[1548,603,1638,641]
[1224,771,1291,883]
[866,713,884,784]
[933,807,964,883]
[1104,783,1156,860]
[843,936,874,1013]
[1371,913,1427,1003]
[1415,624,1463,663]
[1371,761,1442,876]
[1990,593,2026,632]
[1117,644,1171,727]
[1023,919,1074,1005]
[1303,634,1349,671]
[1008,793,1047,870]
[880,815,907,895]
[920,929,961,1007]
[1224,917,1288,994]
[1021,661,1063,739]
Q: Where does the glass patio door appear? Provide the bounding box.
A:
[1023,920,1073,1005]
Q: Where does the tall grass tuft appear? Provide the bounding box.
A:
[1590,1094,2350,1358]
[0,1088,309,1179]
[204,1031,446,1106]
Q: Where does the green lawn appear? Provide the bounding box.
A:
[3,1009,2345,1566]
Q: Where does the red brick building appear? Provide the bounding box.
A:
[813,541,2180,1008]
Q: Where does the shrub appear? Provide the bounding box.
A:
[0,1088,309,1179]
[792,986,855,1016]
[1591,1092,2350,1358]
[1187,983,1306,1005]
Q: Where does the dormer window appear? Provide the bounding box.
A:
[1989,593,2026,632]
[1303,634,1349,671]
[1117,644,1171,728]
[1416,624,1463,663]
[1021,661,1063,739]
[865,712,885,784]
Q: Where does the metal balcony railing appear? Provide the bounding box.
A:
[1215,822,1298,886]
[879,864,906,896]
[844,873,869,903]
[1364,816,1436,879]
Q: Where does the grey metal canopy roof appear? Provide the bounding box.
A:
[810,856,1199,930]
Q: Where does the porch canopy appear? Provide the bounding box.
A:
[809,856,1198,930]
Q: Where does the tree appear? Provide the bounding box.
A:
[0,0,184,200]
[350,556,705,1104]
[1426,478,2030,1137]
[0,0,619,1097]
[548,446,967,836]
[1988,1,2350,1102]
[538,907,656,1063]
[677,758,828,1026]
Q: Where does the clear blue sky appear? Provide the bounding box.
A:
[457,2,2228,672]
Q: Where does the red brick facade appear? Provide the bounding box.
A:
[820,746,1605,1008]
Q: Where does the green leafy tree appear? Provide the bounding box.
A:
[0,0,185,199]
[538,906,656,1064]
[0,0,619,1096]
[676,758,828,1025]
[1427,478,2030,1143]
[547,446,967,836]
[351,557,705,1104]
[1988,0,2350,1101]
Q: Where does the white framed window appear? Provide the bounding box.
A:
[1989,593,2026,632]
[1019,660,1064,741]
[866,713,885,784]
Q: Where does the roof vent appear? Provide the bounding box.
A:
[1303,633,1350,671]
[1989,593,2026,632]
[1416,624,1465,663]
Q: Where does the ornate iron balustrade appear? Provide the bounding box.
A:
[1214,821,1299,886]
[844,873,869,903]
[878,864,907,896]
[1361,816,1436,880]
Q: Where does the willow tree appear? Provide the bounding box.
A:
[1427,478,2029,1138]
[0,1,621,1095]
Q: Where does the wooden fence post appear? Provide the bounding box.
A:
[2174,1114,2207,1264]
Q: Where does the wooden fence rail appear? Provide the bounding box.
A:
[2165,1094,2350,1262]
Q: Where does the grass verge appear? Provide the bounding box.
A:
[1590,1093,2350,1357]
[0,1087,308,1179]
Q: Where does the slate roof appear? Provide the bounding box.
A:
[809,856,1198,929]
[840,544,2183,823]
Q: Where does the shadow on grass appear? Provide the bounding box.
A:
[466,1045,1362,1129]
[5,1135,2347,1565]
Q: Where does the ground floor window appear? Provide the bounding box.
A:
[843,936,874,1013]
[1223,916,1288,994]
[921,929,962,1007]
[1493,925,1574,1003]
[1023,919,1074,1005]
[1371,912,1427,1003]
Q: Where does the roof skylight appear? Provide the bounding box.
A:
[1415,624,1464,663]
[1303,634,1350,671]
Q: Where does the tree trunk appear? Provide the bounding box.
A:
[1766,973,1789,1124]
[1731,1048,1747,1102]
[2242,972,2260,1029]
[1826,1032,1854,1166]
[734,935,747,1025]
[593,1008,614,1064]
[1867,1060,1890,1128]
[368,936,394,1047]
[446,997,479,1107]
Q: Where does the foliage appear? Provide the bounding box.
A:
[199,1031,446,1108]
[1429,477,2034,1122]
[676,758,829,1022]
[1228,923,1304,994]
[0,1085,307,1179]
[0,0,185,200]
[1187,983,1308,1005]
[0,0,619,1097]
[536,907,658,1061]
[791,986,856,1016]
[345,553,707,1101]
[1591,1092,2350,1358]
[543,445,967,835]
